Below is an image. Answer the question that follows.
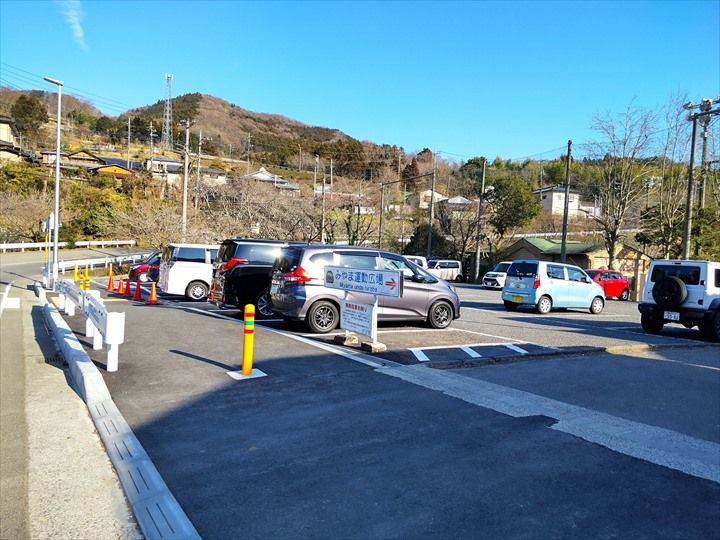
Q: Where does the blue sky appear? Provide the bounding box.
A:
[1,0,718,162]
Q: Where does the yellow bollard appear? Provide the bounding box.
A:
[73,264,79,283]
[242,304,255,376]
[84,265,90,290]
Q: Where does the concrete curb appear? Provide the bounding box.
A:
[426,342,720,370]
[34,283,200,540]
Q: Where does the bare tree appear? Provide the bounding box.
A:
[636,96,690,258]
[589,105,656,268]
[0,191,54,242]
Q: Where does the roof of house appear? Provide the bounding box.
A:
[445,196,472,205]
[523,238,605,255]
[0,116,20,138]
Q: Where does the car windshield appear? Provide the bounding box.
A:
[585,270,600,278]
[493,262,511,273]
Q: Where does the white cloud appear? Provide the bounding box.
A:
[59,0,88,51]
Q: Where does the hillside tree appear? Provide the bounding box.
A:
[588,105,655,268]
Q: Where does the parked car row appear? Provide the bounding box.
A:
[151,239,462,334]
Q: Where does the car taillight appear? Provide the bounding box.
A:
[220,257,249,273]
[283,266,312,285]
[533,275,541,289]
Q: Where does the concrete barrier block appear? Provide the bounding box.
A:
[131,492,201,540]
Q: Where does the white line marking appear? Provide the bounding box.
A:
[381,365,720,484]
[182,306,388,369]
[409,348,430,362]
[0,282,18,317]
[505,343,529,354]
[461,346,482,358]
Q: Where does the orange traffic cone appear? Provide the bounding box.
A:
[117,278,125,295]
[147,282,158,305]
[133,279,142,301]
[123,278,132,298]
[107,266,115,291]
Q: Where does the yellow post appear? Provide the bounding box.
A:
[73,264,78,283]
[242,304,255,376]
[84,265,90,290]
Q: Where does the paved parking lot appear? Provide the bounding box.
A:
[5,249,718,540]
[61,279,719,539]
[170,283,714,368]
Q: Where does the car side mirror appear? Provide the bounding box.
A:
[411,274,426,283]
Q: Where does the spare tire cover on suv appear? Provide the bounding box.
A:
[652,276,688,307]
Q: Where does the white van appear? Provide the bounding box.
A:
[405,255,428,269]
[158,243,219,301]
[427,259,464,282]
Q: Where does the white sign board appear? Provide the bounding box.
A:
[324,266,402,298]
[340,300,374,337]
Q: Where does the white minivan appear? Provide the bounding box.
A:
[158,243,219,301]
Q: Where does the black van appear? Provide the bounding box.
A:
[212,238,301,315]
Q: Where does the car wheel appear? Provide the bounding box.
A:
[503,301,519,312]
[699,311,720,342]
[138,272,149,283]
[536,295,552,314]
[454,274,464,283]
[589,296,605,314]
[640,313,664,334]
[428,300,453,329]
[185,281,209,301]
[620,289,629,301]
[652,276,687,308]
[255,290,274,318]
[306,300,339,333]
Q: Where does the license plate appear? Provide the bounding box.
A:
[664,311,680,321]
[513,295,522,303]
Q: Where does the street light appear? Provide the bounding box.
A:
[44,76,63,290]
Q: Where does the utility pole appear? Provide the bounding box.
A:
[246,134,252,175]
[320,169,327,244]
[681,97,720,259]
[473,157,486,283]
[126,117,131,168]
[694,115,711,257]
[313,154,319,197]
[181,120,190,241]
[195,130,206,210]
[379,182,385,249]
[560,140,572,263]
[149,122,156,174]
[330,158,333,201]
[426,152,437,260]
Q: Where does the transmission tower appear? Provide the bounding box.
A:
[161,73,174,150]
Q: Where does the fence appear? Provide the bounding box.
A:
[55,279,125,371]
[0,239,136,253]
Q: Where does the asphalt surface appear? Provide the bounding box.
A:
[64,281,720,539]
[2,249,719,539]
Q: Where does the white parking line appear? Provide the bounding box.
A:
[383,365,720,484]
[409,349,429,362]
[461,346,482,358]
[504,343,529,354]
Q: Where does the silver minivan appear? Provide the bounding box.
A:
[270,245,461,333]
[501,260,605,314]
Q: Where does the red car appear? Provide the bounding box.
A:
[128,251,160,282]
[585,269,630,300]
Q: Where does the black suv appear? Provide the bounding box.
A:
[212,238,299,316]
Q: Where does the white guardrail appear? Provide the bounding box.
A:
[0,239,136,252]
[40,252,152,287]
[55,279,125,372]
